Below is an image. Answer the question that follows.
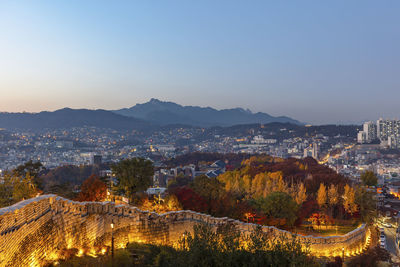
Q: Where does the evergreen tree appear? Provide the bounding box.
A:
[360,171,378,187]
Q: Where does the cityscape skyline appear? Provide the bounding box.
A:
[1,2,400,265]
[1,1,400,124]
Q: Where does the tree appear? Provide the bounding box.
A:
[355,186,376,223]
[0,172,15,207]
[328,184,339,218]
[328,185,339,206]
[12,173,37,202]
[179,224,317,267]
[360,171,378,187]
[294,183,307,205]
[343,184,358,215]
[316,183,327,210]
[112,158,154,202]
[251,173,267,197]
[256,192,298,226]
[276,176,288,193]
[191,175,225,214]
[0,172,37,207]
[191,175,224,201]
[77,174,107,202]
[166,194,182,211]
[13,160,45,190]
[174,187,208,213]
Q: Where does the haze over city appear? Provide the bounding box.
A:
[1,1,400,124]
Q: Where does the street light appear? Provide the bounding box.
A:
[342,247,345,262]
[111,220,114,259]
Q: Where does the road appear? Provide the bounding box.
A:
[384,226,397,255]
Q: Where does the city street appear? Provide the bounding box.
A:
[384,226,397,255]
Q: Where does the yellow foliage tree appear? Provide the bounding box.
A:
[343,184,358,215]
[328,184,339,206]
[251,173,266,197]
[294,183,307,205]
[0,172,37,207]
[276,176,288,193]
[263,179,273,197]
[317,183,327,209]
[242,174,252,193]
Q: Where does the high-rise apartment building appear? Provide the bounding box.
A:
[358,119,400,148]
[303,143,319,160]
[357,121,377,144]
[377,118,400,142]
[363,121,377,141]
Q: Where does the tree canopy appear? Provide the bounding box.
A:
[13,160,45,189]
[0,172,38,208]
[77,174,107,202]
[112,157,154,201]
[254,192,298,226]
[360,171,378,187]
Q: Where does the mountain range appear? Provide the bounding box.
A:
[0,99,301,131]
[0,108,152,131]
[113,98,300,127]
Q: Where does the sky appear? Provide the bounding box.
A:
[0,1,399,124]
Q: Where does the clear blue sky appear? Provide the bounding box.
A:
[1,1,399,124]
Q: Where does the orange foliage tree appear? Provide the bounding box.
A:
[78,174,107,201]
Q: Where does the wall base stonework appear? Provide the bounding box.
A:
[0,195,369,266]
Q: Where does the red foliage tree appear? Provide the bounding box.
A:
[173,186,209,213]
[77,174,107,202]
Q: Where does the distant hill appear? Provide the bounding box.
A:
[0,108,152,131]
[113,98,301,127]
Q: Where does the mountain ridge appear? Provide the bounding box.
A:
[0,108,153,131]
[0,99,302,131]
[113,98,301,126]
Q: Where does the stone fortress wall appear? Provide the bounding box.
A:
[0,195,369,266]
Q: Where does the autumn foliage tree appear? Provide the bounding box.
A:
[0,172,38,207]
[316,183,327,210]
[78,174,107,202]
[327,184,339,217]
[292,182,307,205]
[343,184,357,216]
[174,187,208,213]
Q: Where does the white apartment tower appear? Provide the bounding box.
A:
[357,121,376,144]
[312,142,319,160]
[357,131,366,144]
[376,118,400,148]
[303,143,319,160]
[363,121,377,141]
